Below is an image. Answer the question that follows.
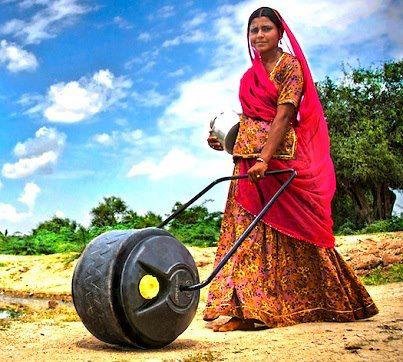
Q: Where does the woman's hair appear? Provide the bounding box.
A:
[247,7,283,60]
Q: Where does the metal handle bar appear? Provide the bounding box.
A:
[158,168,295,229]
[179,168,297,292]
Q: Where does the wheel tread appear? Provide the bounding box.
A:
[72,231,134,345]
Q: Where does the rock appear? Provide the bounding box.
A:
[196,261,211,267]
[337,232,403,275]
[350,255,383,274]
[47,300,58,309]
[382,254,401,266]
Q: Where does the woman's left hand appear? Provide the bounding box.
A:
[247,161,268,183]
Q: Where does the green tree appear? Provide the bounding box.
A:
[32,216,77,235]
[90,196,128,227]
[140,211,162,228]
[168,201,219,226]
[122,210,162,228]
[0,230,6,244]
[318,60,403,228]
[168,200,222,247]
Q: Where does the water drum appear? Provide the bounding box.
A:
[72,227,199,348]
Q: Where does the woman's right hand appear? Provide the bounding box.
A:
[207,133,224,151]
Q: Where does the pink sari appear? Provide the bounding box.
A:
[236,16,336,248]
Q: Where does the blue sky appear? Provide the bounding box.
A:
[0,0,401,234]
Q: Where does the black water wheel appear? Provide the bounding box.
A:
[72,227,200,348]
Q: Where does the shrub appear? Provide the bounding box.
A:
[169,222,220,247]
[358,216,403,234]
[361,264,403,285]
[335,221,357,235]
[0,228,89,255]
[335,216,403,235]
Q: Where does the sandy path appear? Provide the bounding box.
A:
[0,282,402,362]
[0,232,402,361]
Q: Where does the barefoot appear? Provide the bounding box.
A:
[213,317,256,332]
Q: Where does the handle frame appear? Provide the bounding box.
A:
[157,169,297,292]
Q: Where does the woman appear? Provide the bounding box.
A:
[204,7,378,332]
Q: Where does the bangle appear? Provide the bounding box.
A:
[256,157,268,165]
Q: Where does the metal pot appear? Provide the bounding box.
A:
[209,111,240,154]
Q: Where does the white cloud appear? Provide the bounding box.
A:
[93,133,113,146]
[42,69,132,123]
[18,93,43,106]
[13,127,66,158]
[124,49,159,72]
[0,0,91,44]
[19,93,45,115]
[0,203,30,223]
[137,60,156,73]
[167,67,188,77]
[2,127,65,179]
[0,39,38,72]
[55,210,65,218]
[132,89,169,107]
[127,148,231,180]
[158,5,175,18]
[115,118,129,127]
[120,129,143,143]
[92,69,114,88]
[80,211,92,228]
[158,68,242,132]
[127,148,196,180]
[384,1,403,58]
[44,81,101,122]
[20,70,132,122]
[92,129,144,147]
[2,151,58,179]
[113,16,133,30]
[46,169,95,180]
[162,30,206,48]
[17,1,50,9]
[182,13,207,29]
[138,32,151,42]
[18,182,41,209]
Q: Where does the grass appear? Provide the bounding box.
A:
[361,263,403,285]
[0,307,22,318]
[0,301,80,331]
[182,351,217,362]
[0,305,24,330]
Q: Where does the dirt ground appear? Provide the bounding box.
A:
[0,232,402,361]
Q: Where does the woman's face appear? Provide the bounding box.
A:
[249,16,281,55]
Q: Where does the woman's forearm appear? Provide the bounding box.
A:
[259,105,295,163]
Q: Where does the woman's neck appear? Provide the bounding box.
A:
[260,47,281,66]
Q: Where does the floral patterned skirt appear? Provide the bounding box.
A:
[203,164,378,327]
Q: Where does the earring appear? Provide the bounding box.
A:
[278,38,283,52]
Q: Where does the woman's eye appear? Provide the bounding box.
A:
[249,26,273,34]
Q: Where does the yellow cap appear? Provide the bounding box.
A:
[138,274,159,299]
